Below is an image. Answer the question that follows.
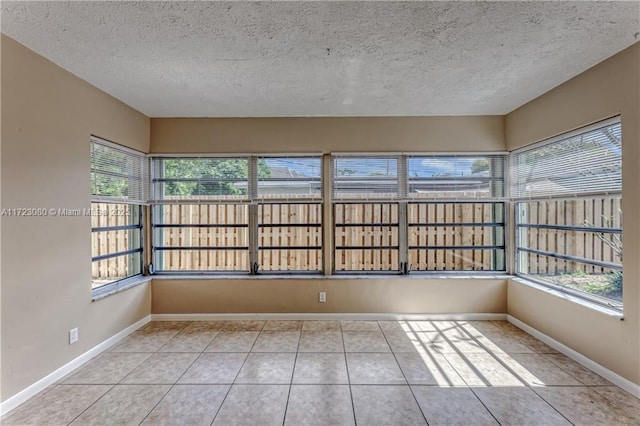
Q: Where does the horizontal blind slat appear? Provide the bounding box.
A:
[511,120,621,199]
[90,137,148,203]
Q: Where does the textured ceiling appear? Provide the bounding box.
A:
[1,1,639,117]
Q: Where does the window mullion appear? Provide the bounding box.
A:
[249,203,259,274]
[398,201,408,273]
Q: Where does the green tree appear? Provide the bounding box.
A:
[471,159,489,174]
[91,144,129,197]
[164,158,271,196]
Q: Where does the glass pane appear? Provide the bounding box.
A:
[257,158,322,199]
[333,157,399,199]
[334,203,398,225]
[512,121,621,198]
[91,203,140,228]
[92,229,142,259]
[408,202,501,224]
[91,140,146,202]
[155,249,249,272]
[153,204,249,271]
[91,173,129,198]
[335,249,399,271]
[408,156,506,199]
[158,158,249,200]
[410,248,504,271]
[516,198,622,304]
[406,202,505,271]
[335,226,399,247]
[91,202,142,289]
[334,203,399,272]
[155,204,248,226]
[408,226,501,248]
[155,227,248,249]
[259,227,322,247]
[258,249,322,272]
[259,204,322,225]
[92,252,141,289]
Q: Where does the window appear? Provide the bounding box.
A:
[258,203,322,272]
[408,202,505,271]
[91,203,143,288]
[151,155,323,273]
[90,137,146,292]
[152,204,249,272]
[512,117,622,308]
[333,156,400,199]
[331,154,507,273]
[407,155,506,272]
[334,202,400,272]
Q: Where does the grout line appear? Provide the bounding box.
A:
[281,326,303,425]
[138,321,198,425]
[379,320,431,425]
[527,387,577,426]
[425,321,502,425]
[5,320,632,425]
[208,333,256,425]
[341,321,359,426]
[64,384,117,425]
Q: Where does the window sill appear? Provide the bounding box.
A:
[510,277,624,319]
[92,275,152,301]
[150,273,513,280]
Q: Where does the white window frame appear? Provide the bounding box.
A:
[90,136,147,296]
[511,117,623,310]
[150,154,323,274]
[331,154,508,274]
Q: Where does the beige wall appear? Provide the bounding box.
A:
[3,29,638,404]
[148,110,509,327]
[150,116,505,154]
[1,35,152,401]
[506,42,640,384]
[152,278,507,314]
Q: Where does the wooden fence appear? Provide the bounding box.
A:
[408,202,501,272]
[334,202,502,271]
[91,203,138,285]
[154,203,323,272]
[92,198,622,279]
[518,198,622,275]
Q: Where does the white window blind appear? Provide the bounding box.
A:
[407,155,507,200]
[90,136,148,204]
[254,156,322,200]
[332,156,401,200]
[151,156,250,203]
[511,118,621,200]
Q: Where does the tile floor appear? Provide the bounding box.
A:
[2,320,639,425]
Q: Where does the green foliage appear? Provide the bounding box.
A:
[607,271,623,297]
[581,272,622,299]
[337,169,356,176]
[471,159,489,174]
[91,145,129,197]
[164,158,271,196]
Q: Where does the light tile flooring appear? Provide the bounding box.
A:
[3,320,639,425]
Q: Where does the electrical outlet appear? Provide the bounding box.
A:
[319,292,326,303]
[69,327,79,345]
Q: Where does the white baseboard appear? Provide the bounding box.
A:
[151,312,508,321]
[0,315,151,416]
[507,315,640,398]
